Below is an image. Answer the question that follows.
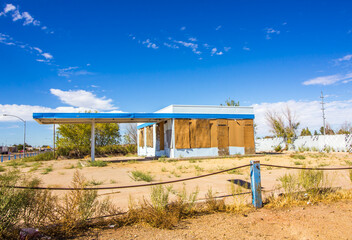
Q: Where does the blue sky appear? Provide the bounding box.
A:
[1,0,352,146]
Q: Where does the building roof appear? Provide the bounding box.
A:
[33,105,254,125]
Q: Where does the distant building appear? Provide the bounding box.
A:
[137,105,255,158]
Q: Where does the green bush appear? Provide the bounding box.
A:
[89,160,108,167]
[290,154,306,160]
[24,151,56,162]
[131,171,153,182]
[0,170,54,238]
[274,145,282,152]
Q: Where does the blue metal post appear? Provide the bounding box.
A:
[250,160,263,208]
[14,154,16,160]
[1,155,3,162]
[8,155,10,161]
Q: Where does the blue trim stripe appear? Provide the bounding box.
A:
[33,112,254,120]
[137,123,155,129]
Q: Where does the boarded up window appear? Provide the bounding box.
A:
[139,128,144,147]
[156,122,164,150]
[210,120,218,148]
[189,120,197,148]
[229,120,244,147]
[196,119,211,148]
[146,126,153,148]
[243,119,255,154]
[175,119,190,149]
[217,120,229,155]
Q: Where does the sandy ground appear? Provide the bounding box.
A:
[80,200,352,240]
[1,152,352,210]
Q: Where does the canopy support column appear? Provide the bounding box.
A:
[91,120,95,161]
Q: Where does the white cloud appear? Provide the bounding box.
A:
[265,27,280,40]
[188,37,197,42]
[4,4,16,13]
[42,53,53,59]
[224,47,231,52]
[337,54,352,62]
[57,66,93,77]
[142,39,159,49]
[1,4,42,28]
[303,73,352,86]
[253,99,352,137]
[180,26,186,31]
[0,104,123,122]
[0,32,54,62]
[243,46,250,51]
[215,25,222,31]
[50,89,117,111]
[210,47,224,56]
[163,42,179,49]
[33,47,42,53]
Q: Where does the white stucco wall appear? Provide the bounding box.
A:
[255,134,352,152]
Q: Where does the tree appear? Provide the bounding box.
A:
[56,123,120,156]
[300,127,312,136]
[123,123,137,145]
[314,130,319,135]
[337,122,352,134]
[221,98,240,106]
[320,123,334,135]
[265,106,300,148]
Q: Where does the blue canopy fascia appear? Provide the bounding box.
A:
[33,112,254,125]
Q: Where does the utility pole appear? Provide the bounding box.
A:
[320,91,326,135]
[53,124,56,159]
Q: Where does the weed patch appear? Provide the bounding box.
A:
[131,171,153,182]
[88,160,108,167]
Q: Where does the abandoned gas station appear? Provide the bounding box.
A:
[33,105,255,160]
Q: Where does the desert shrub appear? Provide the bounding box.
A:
[278,173,298,195]
[131,171,153,182]
[298,146,310,152]
[205,188,226,212]
[290,154,306,160]
[298,169,324,193]
[88,160,108,167]
[0,170,56,238]
[274,145,282,152]
[0,165,5,172]
[24,151,56,162]
[47,171,117,237]
[293,161,303,165]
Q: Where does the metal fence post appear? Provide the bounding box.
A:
[250,160,263,208]
[1,155,3,162]
[14,154,16,160]
[8,155,11,161]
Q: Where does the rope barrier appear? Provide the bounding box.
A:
[2,163,352,191]
[261,164,352,171]
[1,164,251,191]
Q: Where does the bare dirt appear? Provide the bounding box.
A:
[2,152,352,209]
[79,200,352,240]
[2,152,352,239]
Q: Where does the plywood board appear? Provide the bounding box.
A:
[217,120,229,155]
[210,120,218,148]
[229,120,244,147]
[157,122,164,150]
[175,119,190,149]
[243,119,255,154]
[189,120,197,148]
[196,119,211,148]
[146,126,153,148]
[139,128,144,147]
